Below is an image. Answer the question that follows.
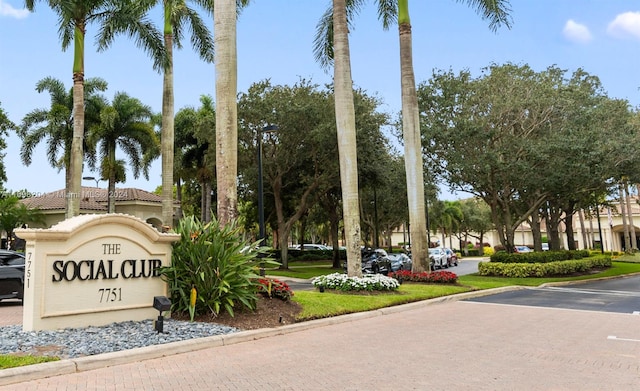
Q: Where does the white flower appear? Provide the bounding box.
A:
[312,273,399,291]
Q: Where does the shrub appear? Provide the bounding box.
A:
[477,256,612,277]
[490,249,589,264]
[256,278,294,301]
[389,270,458,284]
[311,273,400,291]
[482,246,495,257]
[160,216,271,318]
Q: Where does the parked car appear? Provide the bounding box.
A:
[290,244,330,251]
[541,243,549,251]
[428,248,448,269]
[388,253,412,272]
[443,248,458,267]
[361,248,392,275]
[514,246,533,253]
[0,250,25,301]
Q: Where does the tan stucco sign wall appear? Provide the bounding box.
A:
[15,214,180,331]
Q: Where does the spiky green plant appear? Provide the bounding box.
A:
[161,215,275,317]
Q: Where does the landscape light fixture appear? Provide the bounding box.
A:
[153,296,171,333]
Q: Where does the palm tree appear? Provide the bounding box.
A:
[86,92,159,212]
[214,0,240,226]
[309,1,364,277]
[333,0,364,277]
[315,0,511,271]
[25,0,164,218]
[18,77,107,193]
[153,0,215,229]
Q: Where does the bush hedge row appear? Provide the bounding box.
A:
[477,256,612,277]
[490,249,590,264]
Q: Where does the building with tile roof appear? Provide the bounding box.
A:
[19,187,170,230]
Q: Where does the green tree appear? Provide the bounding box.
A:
[152,0,215,229]
[429,200,463,248]
[457,197,493,253]
[25,0,165,218]
[420,64,628,252]
[191,95,216,222]
[18,77,107,193]
[86,92,159,212]
[0,196,44,249]
[310,0,364,276]
[237,80,338,269]
[315,0,511,270]
[0,102,13,186]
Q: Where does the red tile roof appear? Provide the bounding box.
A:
[20,187,162,211]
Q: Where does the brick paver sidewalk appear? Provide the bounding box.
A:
[1,299,638,390]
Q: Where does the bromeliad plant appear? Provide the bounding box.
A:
[311,273,400,292]
[160,215,278,318]
[256,278,294,301]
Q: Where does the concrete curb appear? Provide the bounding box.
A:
[0,284,523,386]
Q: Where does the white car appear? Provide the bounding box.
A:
[428,248,448,269]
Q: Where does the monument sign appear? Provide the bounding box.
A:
[15,214,180,331]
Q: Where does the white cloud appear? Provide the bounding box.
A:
[563,19,592,44]
[607,11,640,40]
[0,1,29,19]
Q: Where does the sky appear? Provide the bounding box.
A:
[2,0,640,200]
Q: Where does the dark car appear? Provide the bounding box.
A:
[361,248,392,275]
[0,249,25,301]
[388,253,412,272]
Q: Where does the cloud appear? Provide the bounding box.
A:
[563,19,592,44]
[607,11,640,40]
[0,1,29,19]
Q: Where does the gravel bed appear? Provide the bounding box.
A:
[0,319,240,358]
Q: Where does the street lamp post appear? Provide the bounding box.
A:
[82,176,99,187]
[257,125,278,275]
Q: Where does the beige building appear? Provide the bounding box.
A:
[19,187,169,231]
[388,199,640,253]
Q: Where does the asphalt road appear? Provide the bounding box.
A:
[465,274,640,314]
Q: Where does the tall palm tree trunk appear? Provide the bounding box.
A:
[398,0,429,272]
[107,145,117,213]
[68,25,86,218]
[161,7,175,229]
[333,0,362,277]
[215,0,239,226]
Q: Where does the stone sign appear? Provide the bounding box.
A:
[15,214,180,331]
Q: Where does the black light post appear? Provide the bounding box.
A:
[373,187,379,248]
[257,125,278,275]
[595,202,604,254]
[425,198,431,247]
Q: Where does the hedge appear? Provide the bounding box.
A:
[490,249,590,264]
[477,256,612,277]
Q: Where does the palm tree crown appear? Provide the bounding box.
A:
[86,92,159,212]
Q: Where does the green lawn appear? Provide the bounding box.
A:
[289,261,640,320]
[0,355,58,370]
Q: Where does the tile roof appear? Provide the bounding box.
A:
[20,187,162,211]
